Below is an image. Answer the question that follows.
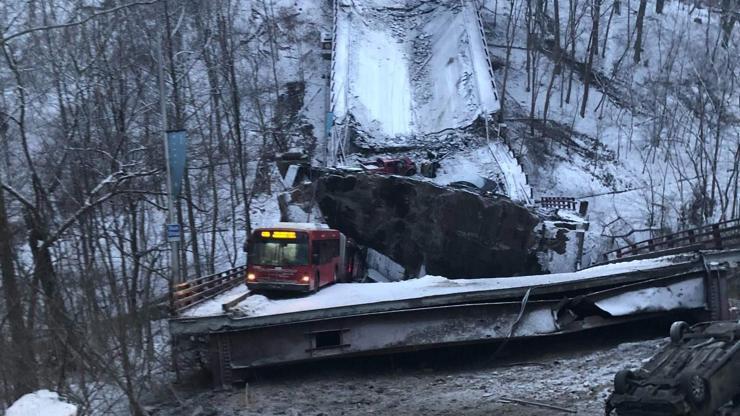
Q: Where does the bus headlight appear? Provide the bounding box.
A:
[301,275,310,283]
[247,273,256,281]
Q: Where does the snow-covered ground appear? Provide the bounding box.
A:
[332,0,500,146]
[429,141,532,204]
[181,254,683,318]
[157,333,668,416]
[180,285,248,318]
[6,390,77,416]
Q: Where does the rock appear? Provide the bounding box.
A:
[316,172,542,278]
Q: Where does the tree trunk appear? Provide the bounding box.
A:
[0,187,38,399]
[655,0,665,13]
[634,0,647,64]
[720,0,737,48]
[183,167,202,278]
[602,3,615,58]
[498,0,519,123]
[581,0,601,117]
[220,12,252,237]
[543,0,562,123]
[565,0,577,103]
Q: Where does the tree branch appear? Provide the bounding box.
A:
[0,181,35,211]
[41,169,159,250]
[2,0,162,44]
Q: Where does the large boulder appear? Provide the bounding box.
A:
[316,173,542,278]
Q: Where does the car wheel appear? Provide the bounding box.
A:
[614,369,634,394]
[680,371,709,405]
[406,168,417,176]
[670,321,690,344]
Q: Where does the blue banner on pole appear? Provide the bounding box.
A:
[167,130,187,199]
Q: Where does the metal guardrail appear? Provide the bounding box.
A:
[172,266,246,313]
[469,0,499,101]
[601,219,740,263]
[539,196,577,210]
[327,0,348,165]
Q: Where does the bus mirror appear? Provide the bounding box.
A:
[242,241,249,253]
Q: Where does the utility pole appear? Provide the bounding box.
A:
[159,31,181,291]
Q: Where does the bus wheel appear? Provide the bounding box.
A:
[314,272,321,292]
[334,265,339,283]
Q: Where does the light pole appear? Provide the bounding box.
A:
[159,32,181,291]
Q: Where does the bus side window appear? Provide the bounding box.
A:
[312,242,321,265]
[323,239,339,264]
[313,239,340,264]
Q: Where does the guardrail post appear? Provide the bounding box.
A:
[712,224,723,249]
[574,230,586,270]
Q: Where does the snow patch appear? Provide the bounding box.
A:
[595,278,706,316]
[7,390,77,416]
[225,255,683,318]
[180,285,249,317]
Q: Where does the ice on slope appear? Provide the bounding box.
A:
[353,28,413,136]
[332,0,500,142]
[430,142,532,204]
[6,390,77,416]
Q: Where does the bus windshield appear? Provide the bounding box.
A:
[250,240,309,266]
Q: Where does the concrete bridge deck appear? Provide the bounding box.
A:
[170,250,740,386]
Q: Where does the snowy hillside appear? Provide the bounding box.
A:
[0,0,738,413]
[480,0,739,260]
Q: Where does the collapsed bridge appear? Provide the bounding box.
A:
[166,0,740,388]
[170,247,740,387]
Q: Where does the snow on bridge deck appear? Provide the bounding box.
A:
[181,254,690,319]
[331,0,499,143]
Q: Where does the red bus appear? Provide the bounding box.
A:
[245,223,362,293]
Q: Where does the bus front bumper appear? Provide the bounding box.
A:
[247,281,312,293]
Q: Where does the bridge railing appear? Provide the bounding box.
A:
[469,0,499,102]
[539,196,577,210]
[536,196,589,215]
[601,219,740,263]
[172,265,246,313]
